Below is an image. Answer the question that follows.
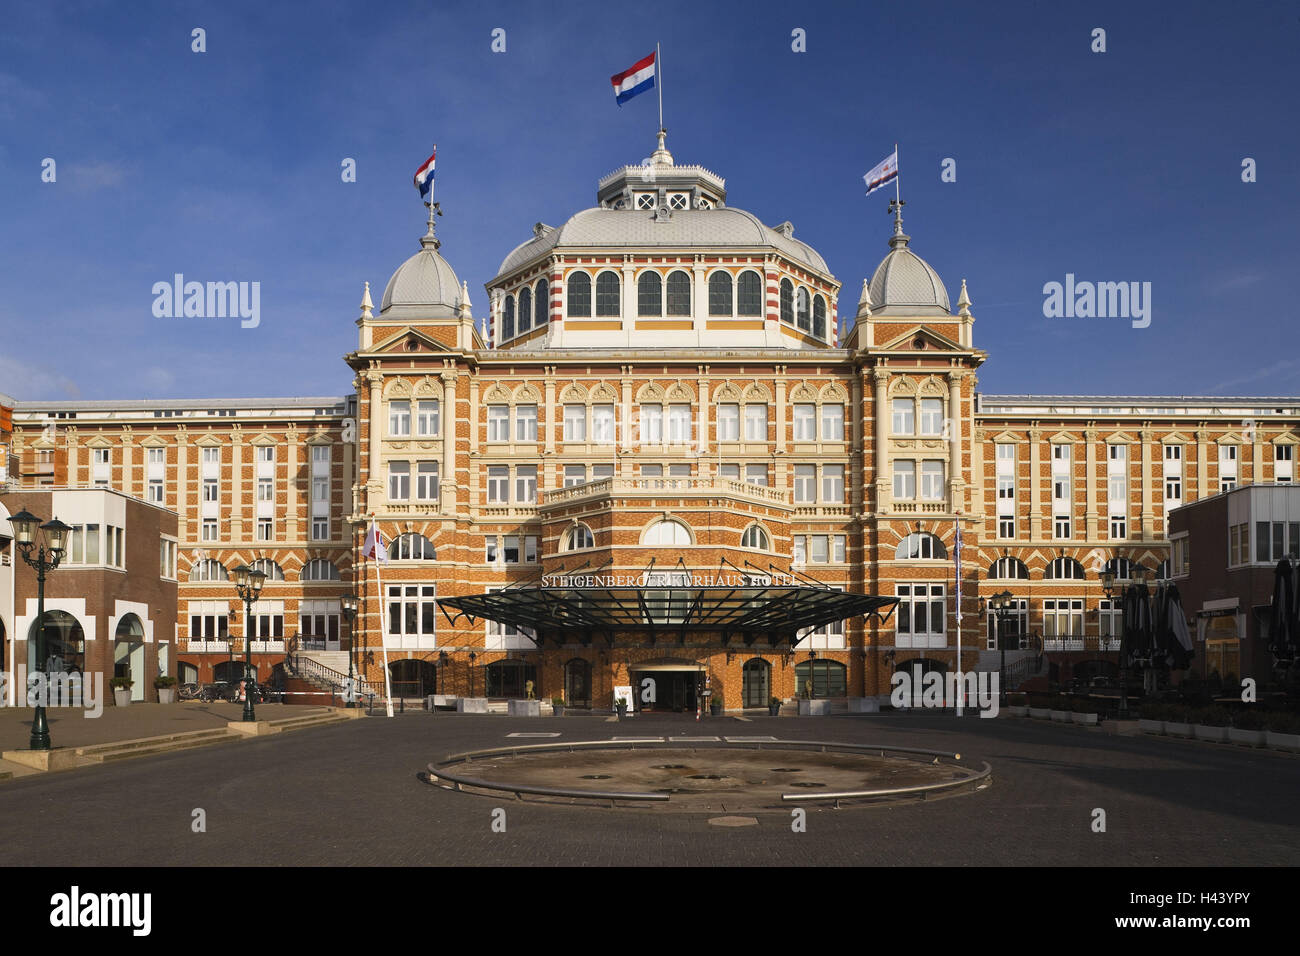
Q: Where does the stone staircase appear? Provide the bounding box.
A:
[74,709,353,763]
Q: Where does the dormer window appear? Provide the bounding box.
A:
[668,193,688,210]
[636,193,656,210]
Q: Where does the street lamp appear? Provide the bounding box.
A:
[9,509,72,751]
[980,589,1015,706]
[341,593,357,708]
[230,563,267,722]
[468,651,477,698]
[438,650,449,695]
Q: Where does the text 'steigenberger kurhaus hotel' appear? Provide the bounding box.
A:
[3,135,1298,710]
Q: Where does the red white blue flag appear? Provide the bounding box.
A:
[362,520,389,563]
[864,149,898,196]
[413,148,436,204]
[611,52,656,106]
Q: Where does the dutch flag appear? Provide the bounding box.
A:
[611,52,656,106]
[413,148,436,205]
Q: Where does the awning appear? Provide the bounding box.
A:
[438,585,898,649]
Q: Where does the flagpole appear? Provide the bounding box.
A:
[656,42,663,134]
[955,518,963,717]
[370,518,395,718]
[894,142,900,204]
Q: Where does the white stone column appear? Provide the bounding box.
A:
[367,371,383,506]
[873,367,889,512]
[441,371,458,514]
[1084,427,1099,540]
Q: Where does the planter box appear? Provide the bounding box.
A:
[1049,709,1070,723]
[1228,728,1266,748]
[847,697,879,714]
[1165,721,1193,738]
[112,689,131,707]
[507,699,541,717]
[1138,719,1165,735]
[1006,706,1028,717]
[1266,730,1300,752]
[1028,707,1051,719]
[156,687,176,704]
[798,699,831,716]
[1071,712,1098,726]
[456,697,488,714]
[1193,724,1230,743]
[429,694,457,709]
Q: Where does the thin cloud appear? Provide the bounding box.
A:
[1209,359,1300,395]
[0,354,81,401]
[65,161,126,192]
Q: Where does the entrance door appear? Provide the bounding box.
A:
[114,614,146,702]
[742,659,770,707]
[564,659,592,709]
[635,670,699,713]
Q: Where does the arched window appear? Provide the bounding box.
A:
[189,559,228,582]
[795,660,847,698]
[708,272,733,315]
[518,287,532,333]
[666,270,691,316]
[643,519,691,546]
[250,558,284,581]
[779,279,794,324]
[484,659,538,698]
[813,295,827,339]
[1045,557,1086,580]
[595,271,621,316]
[795,287,811,331]
[1103,557,1133,580]
[388,533,436,560]
[989,556,1030,580]
[742,658,771,707]
[638,272,662,316]
[1155,558,1170,580]
[737,271,763,316]
[740,525,770,550]
[566,273,592,317]
[535,279,549,327]
[895,533,947,560]
[301,558,341,581]
[502,295,515,341]
[564,524,595,551]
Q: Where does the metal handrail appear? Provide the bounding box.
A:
[286,652,383,696]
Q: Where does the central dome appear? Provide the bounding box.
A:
[380,228,462,318]
[865,230,950,315]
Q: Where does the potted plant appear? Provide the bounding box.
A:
[110,677,133,707]
[1193,706,1231,743]
[552,695,565,717]
[1228,708,1267,748]
[1265,712,1300,752]
[768,696,782,717]
[155,675,178,704]
[710,693,724,716]
[614,697,628,718]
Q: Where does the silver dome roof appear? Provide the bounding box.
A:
[866,230,950,315]
[380,229,462,318]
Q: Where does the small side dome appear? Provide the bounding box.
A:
[380,228,462,318]
[867,240,951,314]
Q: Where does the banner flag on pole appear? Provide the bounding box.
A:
[864,148,899,196]
[611,52,657,106]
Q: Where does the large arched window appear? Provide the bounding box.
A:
[989,556,1030,580]
[595,271,621,316]
[779,279,794,324]
[250,558,284,581]
[1103,557,1133,580]
[1045,557,1086,580]
[740,525,770,550]
[189,559,228,582]
[637,272,662,316]
[388,533,436,560]
[564,524,595,551]
[301,558,341,581]
[813,295,827,339]
[795,287,811,331]
[795,660,847,698]
[567,273,592,317]
[737,271,763,315]
[502,295,515,341]
[708,272,733,315]
[535,279,549,327]
[666,270,691,316]
[895,533,947,560]
[518,287,532,333]
[643,519,691,546]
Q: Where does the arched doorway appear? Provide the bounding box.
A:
[795,659,847,698]
[114,614,146,702]
[484,659,537,699]
[178,662,199,685]
[389,659,437,698]
[28,610,86,675]
[214,660,257,683]
[742,658,771,707]
[564,658,592,709]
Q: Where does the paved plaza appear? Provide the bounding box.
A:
[0,710,1296,867]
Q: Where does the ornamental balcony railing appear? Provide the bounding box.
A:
[540,476,788,507]
[1041,635,1123,653]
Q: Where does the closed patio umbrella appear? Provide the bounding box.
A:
[1268,557,1300,664]
[1154,583,1194,671]
[1122,581,1153,667]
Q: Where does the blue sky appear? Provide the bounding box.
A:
[1,0,1297,401]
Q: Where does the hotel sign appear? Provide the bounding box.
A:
[538,572,799,589]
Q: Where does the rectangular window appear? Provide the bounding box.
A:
[386,584,438,642]
[793,535,806,564]
[148,478,164,503]
[833,534,846,562]
[503,535,520,563]
[745,464,767,486]
[1256,521,1270,563]
[809,535,829,563]
[640,404,663,444]
[257,477,273,503]
[821,464,844,503]
[388,400,410,436]
[487,405,509,442]
[716,404,739,441]
[1054,514,1071,539]
[641,464,664,478]
[1276,444,1294,481]
[256,518,273,541]
[592,404,616,444]
[1110,514,1127,539]
[1043,599,1085,642]
[92,448,110,487]
[667,404,692,444]
[896,583,946,647]
[416,400,440,436]
[744,404,768,441]
[514,465,537,503]
[201,519,218,542]
[515,404,537,441]
[563,404,586,442]
[793,465,816,503]
[985,599,1028,651]
[524,535,538,563]
[920,460,946,500]
[1099,599,1122,648]
[998,515,1015,539]
[416,461,439,500]
[665,464,687,478]
[1165,474,1182,504]
[311,517,328,540]
[919,398,943,436]
[893,460,916,500]
[594,464,616,480]
[892,399,915,436]
[159,539,177,579]
[563,465,586,487]
[821,404,844,441]
[486,536,499,563]
[388,461,410,500]
[793,404,815,441]
[486,466,509,502]
[1220,443,1238,491]
[718,463,739,480]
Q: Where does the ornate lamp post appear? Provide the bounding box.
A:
[468,651,477,698]
[9,509,72,751]
[1100,567,1120,713]
[230,563,267,722]
[341,593,357,707]
[980,590,1015,706]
